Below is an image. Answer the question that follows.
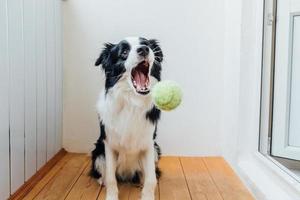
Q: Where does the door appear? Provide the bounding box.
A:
[272,0,300,160]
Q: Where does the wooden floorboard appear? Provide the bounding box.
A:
[180,157,223,200]
[203,157,254,200]
[97,184,132,200]
[127,185,141,200]
[96,187,106,200]
[20,154,254,200]
[23,153,73,200]
[127,184,159,200]
[31,154,89,200]
[158,157,191,200]
[65,161,101,200]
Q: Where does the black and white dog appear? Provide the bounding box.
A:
[90,37,163,200]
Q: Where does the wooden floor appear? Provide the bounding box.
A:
[22,153,254,200]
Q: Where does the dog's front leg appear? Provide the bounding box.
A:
[105,143,118,200]
[141,143,157,200]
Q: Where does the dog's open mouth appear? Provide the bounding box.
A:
[131,61,150,95]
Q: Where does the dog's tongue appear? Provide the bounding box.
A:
[134,71,147,90]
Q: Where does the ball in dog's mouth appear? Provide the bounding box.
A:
[131,60,150,95]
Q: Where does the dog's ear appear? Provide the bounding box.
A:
[95,43,115,67]
[148,39,163,81]
[149,39,163,63]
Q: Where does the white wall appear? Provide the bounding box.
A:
[220,0,242,165]
[62,0,225,155]
[220,0,263,166]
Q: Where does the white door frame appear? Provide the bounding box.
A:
[268,0,300,160]
[226,0,300,199]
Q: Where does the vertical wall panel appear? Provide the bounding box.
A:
[1,0,63,196]
[46,0,56,160]
[24,0,37,180]
[55,0,63,153]
[0,0,10,199]
[36,0,47,170]
[7,0,25,193]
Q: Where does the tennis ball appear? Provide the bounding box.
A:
[151,80,182,111]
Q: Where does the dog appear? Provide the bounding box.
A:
[90,37,163,200]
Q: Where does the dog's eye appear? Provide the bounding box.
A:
[121,50,128,56]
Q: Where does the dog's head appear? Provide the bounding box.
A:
[95,37,163,95]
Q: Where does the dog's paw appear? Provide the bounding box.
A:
[97,177,104,186]
[141,193,155,200]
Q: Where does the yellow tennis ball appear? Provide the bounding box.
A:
[151,80,182,111]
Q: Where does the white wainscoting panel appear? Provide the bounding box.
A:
[24,0,37,180]
[8,0,26,193]
[0,0,63,198]
[55,0,63,153]
[36,0,48,170]
[46,0,57,161]
[0,0,10,198]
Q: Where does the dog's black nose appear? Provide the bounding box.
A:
[137,46,149,57]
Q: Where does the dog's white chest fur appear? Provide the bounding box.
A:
[96,85,155,153]
[92,37,163,200]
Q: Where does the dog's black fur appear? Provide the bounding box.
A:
[90,38,163,184]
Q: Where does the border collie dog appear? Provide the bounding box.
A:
[90,37,163,200]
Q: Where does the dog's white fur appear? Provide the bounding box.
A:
[96,37,159,200]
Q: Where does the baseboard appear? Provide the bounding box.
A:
[8,149,67,200]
